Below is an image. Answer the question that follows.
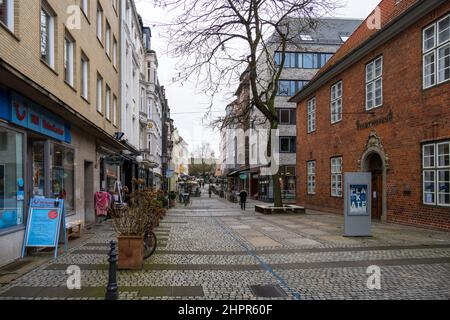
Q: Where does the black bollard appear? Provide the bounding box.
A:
[105,240,119,300]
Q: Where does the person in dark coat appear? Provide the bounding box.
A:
[239,190,248,211]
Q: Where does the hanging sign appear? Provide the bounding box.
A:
[22,198,67,259]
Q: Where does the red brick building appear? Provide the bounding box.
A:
[291,0,450,231]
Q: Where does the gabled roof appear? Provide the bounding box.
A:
[289,0,447,103]
[269,17,363,45]
[314,0,417,78]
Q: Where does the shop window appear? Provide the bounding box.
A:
[423,141,450,206]
[0,127,24,230]
[51,144,75,212]
[32,141,45,197]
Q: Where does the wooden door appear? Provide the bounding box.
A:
[371,171,382,220]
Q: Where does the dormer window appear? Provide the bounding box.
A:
[300,34,313,41]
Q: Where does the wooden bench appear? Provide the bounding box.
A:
[255,205,306,214]
[66,222,82,241]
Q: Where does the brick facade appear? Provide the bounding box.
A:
[295,2,450,231]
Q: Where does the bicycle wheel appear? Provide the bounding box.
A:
[143,231,158,259]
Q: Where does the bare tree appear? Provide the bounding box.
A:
[154,0,339,206]
[189,143,216,180]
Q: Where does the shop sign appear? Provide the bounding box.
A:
[105,155,123,166]
[239,173,247,180]
[166,170,174,178]
[22,198,67,259]
[10,92,71,143]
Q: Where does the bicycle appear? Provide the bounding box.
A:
[143,228,157,259]
[143,209,159,260]
[182,193,192,207]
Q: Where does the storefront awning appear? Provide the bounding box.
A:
[227,167,251,177]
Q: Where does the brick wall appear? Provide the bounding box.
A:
[296,3,450,231]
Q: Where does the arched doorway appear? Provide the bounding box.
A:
[365,153,383,220]
[359,130,389,222]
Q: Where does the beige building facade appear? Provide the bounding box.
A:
[0,0,127,266]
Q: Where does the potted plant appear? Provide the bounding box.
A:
[111,189,166,270]
[168,191,177,208]
[111,206,147,270]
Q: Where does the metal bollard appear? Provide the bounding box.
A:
[105,240,119,300]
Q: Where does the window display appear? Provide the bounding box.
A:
[51,144,75,212]
[0,128,24,230]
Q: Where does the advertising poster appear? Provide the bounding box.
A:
[26,208,60,247]
[22,198,66,258]
[349,184,368,215]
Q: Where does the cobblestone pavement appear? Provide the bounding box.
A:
[0,191,449,300]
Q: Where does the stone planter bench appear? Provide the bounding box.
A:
[255,205,305,214]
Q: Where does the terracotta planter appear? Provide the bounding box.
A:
[118,235,144,270]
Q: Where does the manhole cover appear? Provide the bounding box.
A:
[249,284,287,298]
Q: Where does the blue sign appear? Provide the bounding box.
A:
[22,198,67,259]
[0,90,71,143]
[349,184,368,215]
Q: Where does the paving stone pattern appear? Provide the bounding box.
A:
[0,192,449,300]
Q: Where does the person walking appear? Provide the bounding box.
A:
[239,189,248,211]
[209,187,212,198]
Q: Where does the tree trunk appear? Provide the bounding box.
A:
[269,120,283,207]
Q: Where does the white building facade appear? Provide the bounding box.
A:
[120,0,145,150]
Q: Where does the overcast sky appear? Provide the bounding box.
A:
[135,0,381,156]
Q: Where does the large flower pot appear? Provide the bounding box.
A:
[118,236,144,270]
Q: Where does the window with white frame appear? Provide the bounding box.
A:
[81,0,89,17]
[365,56,383,110]
[0,0,14,31]
[40,3,55,68]
[423,14,450,88]
[105,21,111,56]
[331,157,343,197]
[112,95,117,126]
[423,141,450,206]
[81,53,89,99]
[96,3,103,42]
[105,85,111,120]
[307,97,316,133]
[64,32,75,87]
[307,161,316,194]
[113,37,117,67]
[96,74,103,113]
[331,81,343,123]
